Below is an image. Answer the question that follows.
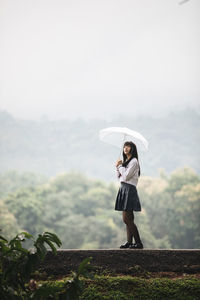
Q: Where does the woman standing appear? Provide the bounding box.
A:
[115,141,143,249]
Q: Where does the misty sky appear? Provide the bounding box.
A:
[0,0,199,121]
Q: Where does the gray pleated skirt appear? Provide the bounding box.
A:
[115,182,141,211]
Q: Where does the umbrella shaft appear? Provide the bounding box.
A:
[118,134,127,159]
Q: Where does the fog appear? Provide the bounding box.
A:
[0,0,199,121]
[0,1,200,254]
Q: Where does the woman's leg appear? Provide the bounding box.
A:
[122,210,142,244]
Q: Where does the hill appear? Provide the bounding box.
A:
[0,108,199,180]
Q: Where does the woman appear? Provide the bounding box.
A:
[115,141,143,249]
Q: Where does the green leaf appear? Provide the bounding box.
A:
[42,232,62,247]
[0,235,8,242]
[34,241,47,260]
[43,238,57,255]
[77,257,92,276]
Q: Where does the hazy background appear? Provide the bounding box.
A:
[0,0,200,250]
[0,0,199,121]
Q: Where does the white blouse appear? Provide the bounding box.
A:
[116,157,139,187]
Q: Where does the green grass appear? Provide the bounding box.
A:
[36,274,200,300]
[80,275,200,300]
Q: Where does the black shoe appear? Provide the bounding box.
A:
[120,241,132,249]
[129,242,143,249]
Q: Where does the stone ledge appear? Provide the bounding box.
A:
[39,249,200,276]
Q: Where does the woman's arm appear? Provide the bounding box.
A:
[118,158,138,181]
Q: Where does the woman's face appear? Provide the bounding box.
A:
[123,145,132,156]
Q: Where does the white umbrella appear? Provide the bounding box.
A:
[99,126,149,157]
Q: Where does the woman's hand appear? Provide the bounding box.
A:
[116,159,123,168]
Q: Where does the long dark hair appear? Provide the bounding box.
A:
[122,141,141,176]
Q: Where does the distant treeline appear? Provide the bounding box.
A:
[0,167,199,249]
[0,108,200,180]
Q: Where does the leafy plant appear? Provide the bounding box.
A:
[0,230,92,299]
[0,230,62,299]
[31,257,93,300]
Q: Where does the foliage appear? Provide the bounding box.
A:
[22,275,200,300]
[0,200,20,239]
[138,167,200,248]
[0,170,47,198]
[0,231,92,300]
[1,166,200,250]
[0,231,62,299]
[31,257,93,300]
[79,275,200,300]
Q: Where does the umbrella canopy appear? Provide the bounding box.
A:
[99,127,149,154]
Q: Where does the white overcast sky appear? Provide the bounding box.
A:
[0,0,199,121]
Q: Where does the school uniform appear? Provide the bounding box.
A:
[115,158,141,211]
